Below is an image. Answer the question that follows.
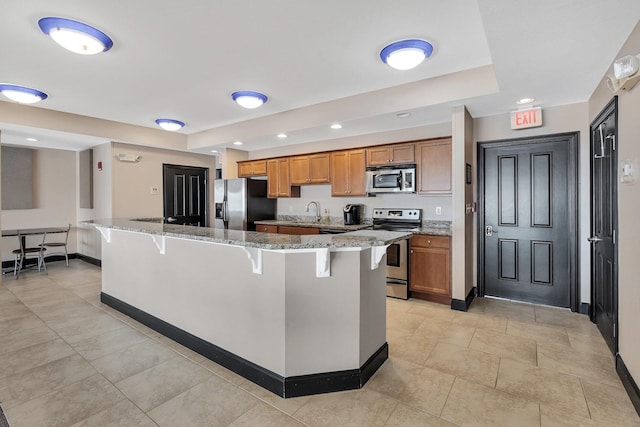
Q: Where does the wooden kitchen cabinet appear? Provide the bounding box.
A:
[290,153,331,185]
[277,226,320,235]
[410,235,451,305]
[256,224,278,233]
[366,142,415,167]
[416,138,452,194]
[267,158,300,198]
[237,160,267,177]
[330,149,366,196]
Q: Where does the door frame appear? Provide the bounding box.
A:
[477,132,580,312]
[162,163,209,226]
[589,96,618,353]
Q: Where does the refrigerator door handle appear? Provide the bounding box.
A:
[223,200,228,222]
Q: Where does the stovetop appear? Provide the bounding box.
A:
[372,208,422,231]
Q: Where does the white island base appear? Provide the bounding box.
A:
[99,228,388,397]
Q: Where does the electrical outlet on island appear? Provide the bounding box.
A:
[435,206,442,215]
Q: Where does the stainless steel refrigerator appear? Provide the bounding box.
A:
[213,178,276,230]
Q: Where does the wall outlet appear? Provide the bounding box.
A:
[150,186,159,195]
[436,206,442,215]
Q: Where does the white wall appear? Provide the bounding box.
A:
[1,148,77,260]
[588,20,640,391]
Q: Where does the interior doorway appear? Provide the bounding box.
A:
[162,164,208,226]
[589,97,618,355]
[478,132,579,310]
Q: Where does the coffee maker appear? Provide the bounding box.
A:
[343,204,362,225]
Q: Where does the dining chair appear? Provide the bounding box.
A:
[13,231,47,277]
[39,224,71,266]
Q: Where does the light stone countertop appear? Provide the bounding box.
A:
[254,219,371,232]
[85,218,412,250]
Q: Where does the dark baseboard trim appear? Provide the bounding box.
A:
[101,292,387,398]
[451,287,476,312]
[579,302,590,315]
[616,354,640,417]
[76,254,101,267]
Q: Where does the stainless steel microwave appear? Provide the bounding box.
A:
[366,167,416,194]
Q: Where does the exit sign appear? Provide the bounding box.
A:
[511,107,542,130]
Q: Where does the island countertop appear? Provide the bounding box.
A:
[86,218,411,250]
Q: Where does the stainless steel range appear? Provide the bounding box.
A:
[372,208,422,299]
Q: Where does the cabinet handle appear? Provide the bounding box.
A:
[410,249,414,254]
[427,240,431,244]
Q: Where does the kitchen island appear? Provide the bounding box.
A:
[88,218,410,398]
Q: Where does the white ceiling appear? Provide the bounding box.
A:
[1,0,639,152]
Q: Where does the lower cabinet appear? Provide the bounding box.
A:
[256,224,278,233]
[255,225,319,235]
[409,235,451,305]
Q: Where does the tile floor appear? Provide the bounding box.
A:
[0,260,639,426]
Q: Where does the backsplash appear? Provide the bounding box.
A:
[276,184,453,221]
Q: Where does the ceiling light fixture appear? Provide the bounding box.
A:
[516,97,535,105]
[0,84,48,104]
[210,150,218,153]
[330,123,342,129]
[38,17,113,55]
[396,112,411,118]
[155,119,185,131]
[380,39,433,71]
[231,91,268,109]
[277,133,288,139]
[26,137,39,142]
[233,141,243,146]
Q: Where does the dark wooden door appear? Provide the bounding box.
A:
[163,164,208,226]
[590,97,618,355]
[479,134,578,308]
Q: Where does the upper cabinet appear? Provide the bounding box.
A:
[267,158,300,198]
[290,153,331,185]
[238,160,267,177]
[330,149,366,196]
[416,138,452,195]
[366,142,415,167]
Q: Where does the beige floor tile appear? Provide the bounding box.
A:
[468,297,536,323]
[46,311,128,345]
[507,318,570,346]
[4,374,124,427]
[90,338,178,383]
[366,358,454,416]
[148,374,259,427]
[0,314,46,337]
[535,306,600,337]
[384,403,459,427]
[72,325,149,361]
[70,399,157,427]
[0,353,97,408]
[537,342,621,387]
[496,358,590,418]
[407,301,457,321]
[567,331,614,360]
[232,375,312,415]
[441,377,540,427]
[582,379,640,426]
[228,401,306,426]
[414,317,476,348]
[387,310,427,334]
[116,356,212,412]
[0,338,75,379]
[540,405,617,427]
[0,324,59,357]
[470,328,538,366]
[293,388,399,427]
[424,342,500,388]
[452,311,508,333]
[388,333,438,365]
[387,298,416,314]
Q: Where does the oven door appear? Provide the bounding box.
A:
[386,238,409,299]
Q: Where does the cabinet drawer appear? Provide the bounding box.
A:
[277,226,319,235]
[256,225,278,233]
[411,235,450,249]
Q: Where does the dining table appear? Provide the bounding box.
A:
[2,226,69,276]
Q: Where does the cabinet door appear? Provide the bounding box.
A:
[366,147,391,166]
[238,162,253,177]
[348,149,366,196]
[390,143,415,164]
[278,226,319,235]
[256,224,278,233]
[251,160,267,176]
[267,159,279,198]
[330,151,350,196]
[417,139,452,194]
[277,158,291,196]
[308,153,330,183]
[410,246,451,296]
[290,156,310,185]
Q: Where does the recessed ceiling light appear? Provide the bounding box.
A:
[380,39,433,70]
[231,91,268,109]
[0,84,48,104]
[38,17,113,55]
[277,133,288,139]
[516,97,535,105]
[233,141,243,146]
[155,119,185,131]
[396,112,411,118]
[26,137,39,142]
[210,149,218,153]
[330,123,342,129]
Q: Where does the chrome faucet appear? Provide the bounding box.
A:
[306,201,321,222]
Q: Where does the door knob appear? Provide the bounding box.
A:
[166,217,177,223]
[587,236,603,243]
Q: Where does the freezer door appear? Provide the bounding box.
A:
[213,179,227,229]
[226,178,248,230]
